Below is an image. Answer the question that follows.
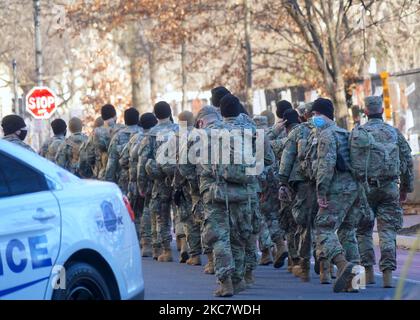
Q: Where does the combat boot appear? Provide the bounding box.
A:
[244,270,255,286]
[141,240,152,257]
[233,279,247,294]
[365,266,376,284]
[383,270,394,288]
[319,259,332,284]
[152,246,161,260]
[273,240,288,269]
[214,277,234,297]
[157,248,173,262]
[259,248,272,265]
[332,254,357,293]
[292,264,302,277]
[179,237,189,263]
[204,253,215,274]
[186,255,202,266]
[299,259,311,282]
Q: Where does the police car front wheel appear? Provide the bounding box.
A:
[52,262,113,300]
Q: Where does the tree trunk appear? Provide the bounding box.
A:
[130,55,145,113]
[181,41,187,111]
[244,0,253,115]
[331,73,349,129]
[148,45,158,105]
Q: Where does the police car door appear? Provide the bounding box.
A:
[0,151,61,300]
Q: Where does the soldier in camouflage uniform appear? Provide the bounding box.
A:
[178,106,220,275]
[267,100,292,140]
[105,108,141,193]
[119,113,157,257]
[1,115,35,152]
[311,98,362,293]
[278,108,318,282]
[254,115,288,268]
[78,117,104,178]
[197,95,252,297]
[137,102,179,263]
[173,111,203,265]
[56,117,88,175]
[93,104,124,180]
[40,119,67,162]
[354,96,414,287]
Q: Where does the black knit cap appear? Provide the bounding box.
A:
[1,114,26,136]
[312,98,334,120]
[276,100,293,119]
[220,94,241,118]
[153,101,172,119]
[124,107,140,126]
[101,104,117,121]
[211,86,231,108]
[283,109,300,127]
[51,118,67,135]
[139,112,157,130]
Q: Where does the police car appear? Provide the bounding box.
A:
[0,139,144,300]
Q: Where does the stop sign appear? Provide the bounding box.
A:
[26,86,58,119]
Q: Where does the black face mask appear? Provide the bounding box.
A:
[17,130,27,141]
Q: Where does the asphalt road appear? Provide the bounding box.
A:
[143,244,420,300]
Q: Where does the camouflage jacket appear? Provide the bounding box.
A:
[40,135,65,162]
[267,120,287,141]
[93,122,124,180]
[278,122,312,185]
[359,118,414,193]
[55,132,88,174]
[316,120,357,198]
[104,125,141,186]
[137,120,179,194]
[2,135,35,152]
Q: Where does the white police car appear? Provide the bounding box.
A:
[0,139,144,300]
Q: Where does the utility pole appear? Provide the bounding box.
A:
[244,0,253,115]
[12,59,19,115]
[34,0,43,86]
[33,0,44,149]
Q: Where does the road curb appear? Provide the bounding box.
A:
[373,232,419,250]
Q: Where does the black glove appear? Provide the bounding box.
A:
[173,189,185,207]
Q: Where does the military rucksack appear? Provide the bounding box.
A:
[349,125,400,180]
[220,114,257,184]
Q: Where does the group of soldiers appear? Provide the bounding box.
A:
[1,85,414,297]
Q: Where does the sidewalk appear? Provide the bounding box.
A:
[373,214,420,250]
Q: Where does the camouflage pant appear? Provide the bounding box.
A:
[150,184,172,249]
[173,205,186,239]
[245,200,262,272]
[291,182,318,260]
[258,220,274,251]
[178,190,202,256]
[201,190,252,283]
[260,187,284,244]
[279,200,299,260]
[357,180,402,272]
[314,191,362,263]
[191,193,212,255]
